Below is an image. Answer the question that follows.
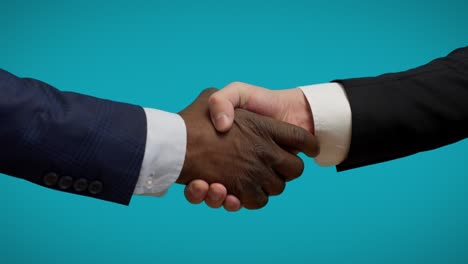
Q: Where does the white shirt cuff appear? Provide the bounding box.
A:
[299,83,352,166]
[133,108,187,196]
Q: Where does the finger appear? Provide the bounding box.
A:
[197,87,219,102]
[266,120,319,157]
[223,195,242,212]
[205,183,227,208]
[248,142,286,195]
[208,82,267,132]
[241,184,269,210]
[272,146,305,182]
[261,169,286,196]
[184,180,209,204]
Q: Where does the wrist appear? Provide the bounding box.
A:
[134,108,186,195]
[299,83,352,166]
[176,111,191,184]
[286,88,315,134]
[176,109,208,185]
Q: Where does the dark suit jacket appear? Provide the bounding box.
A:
[0,69,146,205]
[337,47,468,171]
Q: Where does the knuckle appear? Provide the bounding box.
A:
[242,197,257,210]
[296,158,305,177]
[227,175,244,197]
[291,127,307,147]
[278,181,286,195]
[203,87,218,93]
[289,157,305,181]
[228,81,244,87]
[200,87,218,97]
[255,195,269,209]
[253,143,266,156]
[208,93,221,105]
[240,183,269,210]
[245,195,268,210]
[270,180,286,196]
[273,153,286,167]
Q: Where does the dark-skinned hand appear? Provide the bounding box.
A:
[177,88,318,209]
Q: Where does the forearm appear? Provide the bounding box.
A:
[0,69,146,204]
[337,47,468,170]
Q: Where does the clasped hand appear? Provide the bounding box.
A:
[177,87,318,210]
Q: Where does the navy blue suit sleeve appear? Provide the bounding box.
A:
[336,47,468,171]
[0,69,147,205]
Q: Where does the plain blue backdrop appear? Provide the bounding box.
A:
[1,0,467,263]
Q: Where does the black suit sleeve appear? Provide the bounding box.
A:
[336,47,468,171]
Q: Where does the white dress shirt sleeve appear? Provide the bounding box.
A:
[133,108,187,196]
[299,83,352,166]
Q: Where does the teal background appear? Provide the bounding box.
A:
[1,0,467,263]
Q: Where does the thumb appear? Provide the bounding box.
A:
[208,82,254,132]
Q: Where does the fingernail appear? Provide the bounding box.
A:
[190,184,203,196]
[208,191,221,201]
[215,113,228,129]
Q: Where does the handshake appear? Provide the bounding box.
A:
[2,48,464,209]
[175,82,319,211]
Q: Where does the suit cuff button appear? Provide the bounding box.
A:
[43,172,59,187]
[74,178,88,192]
[58,176,73,189]
[88,181,103,195]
